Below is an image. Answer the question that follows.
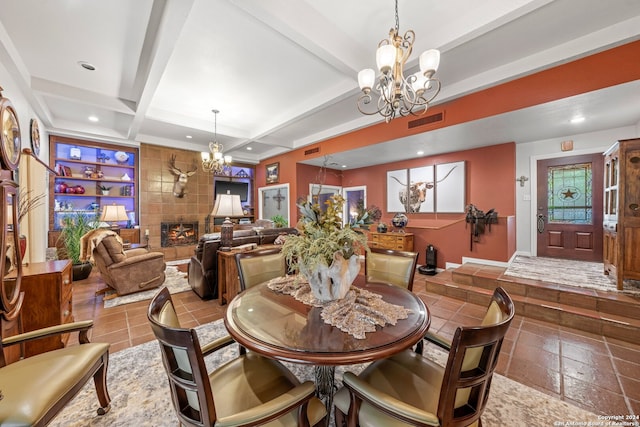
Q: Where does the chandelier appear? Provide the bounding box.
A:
[357,0,441,122]
[201,109,232,174]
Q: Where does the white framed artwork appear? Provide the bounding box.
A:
[435,161,466,213]
[407,165,435,213]
[258,183,290,225]
[386,169,409,212]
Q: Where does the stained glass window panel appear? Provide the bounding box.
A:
[547,163,592,224]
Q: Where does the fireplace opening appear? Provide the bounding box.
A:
[161,221,198,247]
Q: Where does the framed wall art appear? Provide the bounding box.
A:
[265,162,279,184]
[386,169,409,212]
[407,165,435,213]
[258,183,290,225]
[435,161,466,213]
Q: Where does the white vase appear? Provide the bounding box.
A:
[300,251,360,302]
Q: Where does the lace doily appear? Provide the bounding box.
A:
[267,276,411,339]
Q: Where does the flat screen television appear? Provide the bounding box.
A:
[215,180,249,202]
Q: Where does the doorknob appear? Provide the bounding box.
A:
[537,214,546,234]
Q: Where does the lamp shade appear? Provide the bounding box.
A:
[211,193,243,218]
[100,204,129,224]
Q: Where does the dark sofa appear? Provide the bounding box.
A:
[187,227,298,299]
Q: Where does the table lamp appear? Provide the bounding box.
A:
[211,193,243,247]
[100,204,129,230]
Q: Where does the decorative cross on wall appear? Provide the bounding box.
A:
[516,175,529,187]
[263,188,286,210]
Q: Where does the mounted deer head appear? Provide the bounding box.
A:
[168,154,197,198]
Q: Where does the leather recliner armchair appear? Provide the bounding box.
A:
[188,227,298,299]
[87,232,166,296]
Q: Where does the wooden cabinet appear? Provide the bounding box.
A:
[368,232,414,251]
[603,139,640,289]
[18,260,73,357]
[49,135,139,238]
[209,166,255,232]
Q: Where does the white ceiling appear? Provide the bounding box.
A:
[1,0,639,169]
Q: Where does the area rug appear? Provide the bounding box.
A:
[49,320,600,427]
[504,255,640,295]
[103,261,190,308]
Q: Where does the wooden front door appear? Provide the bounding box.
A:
[536,153,603,261]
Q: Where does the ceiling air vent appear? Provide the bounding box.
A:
[407,111,444,129]
[304,147,320,156]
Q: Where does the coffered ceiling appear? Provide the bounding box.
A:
[1,0,639,169]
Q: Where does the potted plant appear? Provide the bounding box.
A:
[282,194,369,302]
[271,214,287,228]
[57,212,99,281]
[98,184,112,195]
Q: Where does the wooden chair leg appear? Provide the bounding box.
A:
[334,407,347,427]
[93,352,112,415]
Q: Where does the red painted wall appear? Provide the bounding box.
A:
[342,143,516,266]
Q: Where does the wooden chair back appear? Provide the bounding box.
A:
[235,247,285,291]
[148,287,217,426]
[437,287,515,426]
[365,247,419,290]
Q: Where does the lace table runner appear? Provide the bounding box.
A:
[267,276,411,339]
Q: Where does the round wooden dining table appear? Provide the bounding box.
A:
[224,276,431,413]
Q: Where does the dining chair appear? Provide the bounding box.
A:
[365,247,419,291]
[147,287,326,427]
[333,287,515,427]
[235,247,286,291]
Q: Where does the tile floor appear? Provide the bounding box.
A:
[70,269,640,418]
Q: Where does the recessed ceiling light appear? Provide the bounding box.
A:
[246,146,252,150]
[186,135,192,139]
[342,165,347,168]
[570,116,585,124]
[417,150,424,156]
[88,115,99,122]
[78,61,96,71]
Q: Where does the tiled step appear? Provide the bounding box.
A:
[415,264,640,346]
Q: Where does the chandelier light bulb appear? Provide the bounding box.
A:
[376,44,396,74]
[358,69,375,91]
[419,49,440,78]
[201,109,232,173]
[356,0,442,122]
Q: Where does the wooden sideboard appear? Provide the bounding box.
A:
[368,231,414,251]
[20,260,74,357]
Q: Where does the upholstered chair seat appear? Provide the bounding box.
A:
[0,321,111,426]
[147,287,326,426]
[365,248,419,290]
[333,287,515,427]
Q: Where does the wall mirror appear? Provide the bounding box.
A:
[343,185,366,225]
[258,183,290,226]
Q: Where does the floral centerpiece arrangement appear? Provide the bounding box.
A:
[282,194,370,302]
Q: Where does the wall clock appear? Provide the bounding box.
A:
[0,88,21,171]
[30,118,40,157]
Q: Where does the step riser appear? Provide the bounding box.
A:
[450,268,640,321]
[423,275,640,346]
